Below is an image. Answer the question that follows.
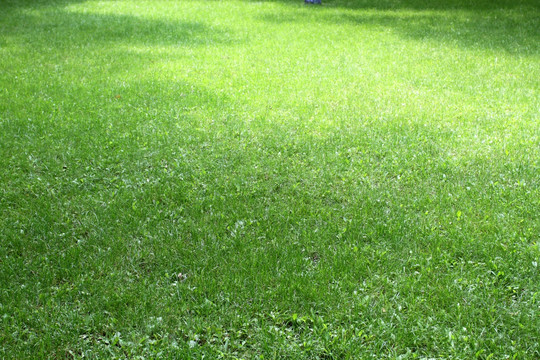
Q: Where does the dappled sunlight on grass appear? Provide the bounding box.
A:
[0,0,539,358]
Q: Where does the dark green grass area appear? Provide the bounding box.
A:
[1,0,539,358]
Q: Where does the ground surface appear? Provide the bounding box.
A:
[1,0,539,358]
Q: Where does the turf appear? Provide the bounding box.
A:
[0,0,539,358]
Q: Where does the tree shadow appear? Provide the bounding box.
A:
[256,0,539,55]
[1,2,236,49]
[1,0,86,10]
[248,0,540,11]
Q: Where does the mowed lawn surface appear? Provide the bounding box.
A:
[1,0,539,358]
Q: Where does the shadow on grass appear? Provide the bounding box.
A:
[1,2,235,49]
[247,0,540,11]
[0,0,86,10]
[255,0,540,55]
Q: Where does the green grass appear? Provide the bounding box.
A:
[1,0,539,358]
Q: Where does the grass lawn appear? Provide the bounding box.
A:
[1,0,539,358]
